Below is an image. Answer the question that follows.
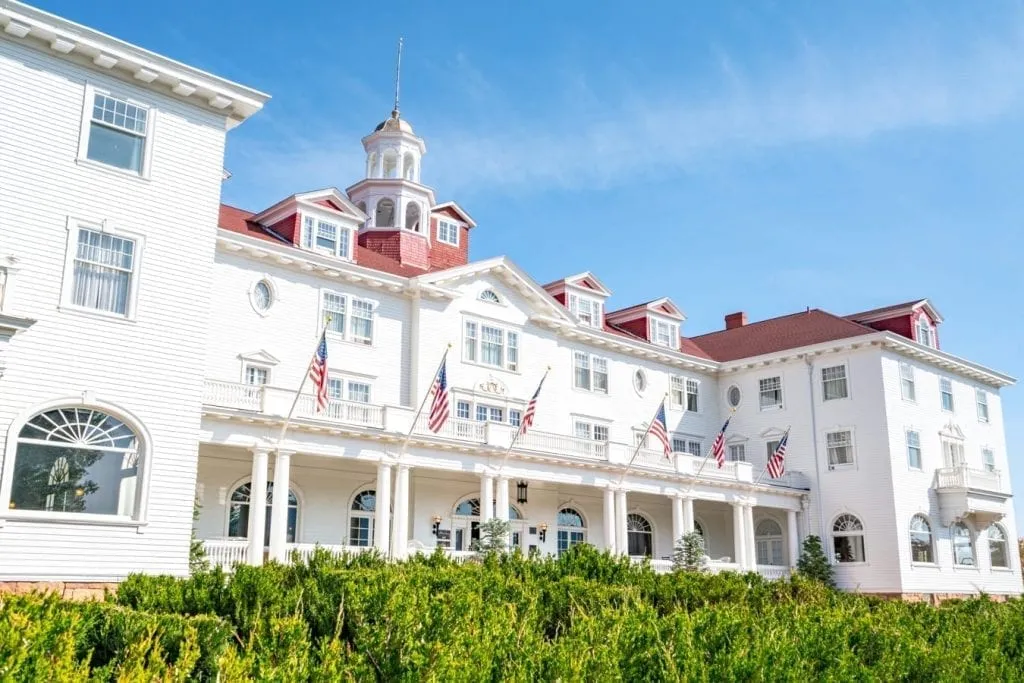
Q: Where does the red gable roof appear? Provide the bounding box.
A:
[689,309,876,362]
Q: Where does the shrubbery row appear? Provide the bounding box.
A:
[2,546,1023,681]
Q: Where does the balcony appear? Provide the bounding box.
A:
[934,466,1010,526]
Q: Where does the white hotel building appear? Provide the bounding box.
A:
[0,1,1019,599]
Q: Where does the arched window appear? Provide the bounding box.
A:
[951,522,975,566]
[356,201,367,228]
[755,518,784,566]
[227,481,298,545]
[349,489,376,547]
[556,507,587,556]
[694,520,705,538]
[402,152,416,181]
[909,515,934,563]
[453,497,520,519]
[9,407,141,518]
[375,198,395,228]
[832,513,865,563]
[987,524,1009,568]
[479,289,501,304]
[366,152,378,178]
[405,202,421,232]
[626,513,653,557]
[382,151,398,179]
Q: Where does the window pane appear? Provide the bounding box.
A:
[481,326,503,366]
[456,401,470,419]
[593,357,608,393]
[464,322,477,362]
[87,121,145,172]
[940,378,954,412]
[509,410,522,427]
[347,382,371,404]
[72,228,134,315]
[507,331,519,371]
[827,431,853,466]
[906,431,921,469]
[822,365,848,401]
[574,352,590,390]
[323,293,347,334]
[729,444,745,462]
[11,443,138,516]
[349,516,372,546]
[351,299,373,344]
[328,378,343,400]
[686,379,699,411]
[670,376,684,407]
[759,377,782,409]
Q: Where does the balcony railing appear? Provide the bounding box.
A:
[516,429,609,460]
[203,379,262,411]
[297,394,385,429]
[202,539,249,569]
[413,414,486,442]
[935,466,1003,493]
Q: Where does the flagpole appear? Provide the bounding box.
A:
[398,344,451,456]
[684,407,736,496]
[497,366,551,474]
[273,317,332,450]
[616,395,668,487]
[753,425,791,487]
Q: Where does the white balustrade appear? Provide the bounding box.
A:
[202,380,262,411]
[415,414,486,442]
[755,565,791,581]
[202,539,250,570]
[935,466,1002,492]
[297,395,385,428]
[516,429,609,460]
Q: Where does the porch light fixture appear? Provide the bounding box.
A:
[431,514,442,535]
[516,480,528,504]
[538,522,547,543]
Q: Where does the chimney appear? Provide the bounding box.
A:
[725,311,747,330]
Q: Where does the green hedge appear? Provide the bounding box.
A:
[3,546,1024,680]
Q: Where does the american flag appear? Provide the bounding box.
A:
[711,417,731,468]
[519,374,546,436]
[427,358,450,432]
[767,430,789,479]
[648,401,671,458]
[308,331,329,412]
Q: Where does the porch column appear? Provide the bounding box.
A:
[615,489,628,556]
[732,500,746,569]
[495,476,510,522]
[744,503,756,571]
[787,509,800,568]
[603,487,616,553]
[481,473,494,523]
[374,462,392,555]
[682,496,695,535]
[268,450,292,562]
[390,464,410,559]
[247,448,270,566]
[671,496,684,545]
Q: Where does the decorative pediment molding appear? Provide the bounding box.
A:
[238,350,280,366]
[478,375,508,396]
[939,422,966,441]
[759,427,788,439]
[726,433,749,444]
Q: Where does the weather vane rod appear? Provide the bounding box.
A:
[393,37,403,115]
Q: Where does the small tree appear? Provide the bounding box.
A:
[797,535,834,587]
[473,518,512,555]
[189,497,209,573]
[672,531,707,572]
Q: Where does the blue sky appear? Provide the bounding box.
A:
[39,1,1024,521]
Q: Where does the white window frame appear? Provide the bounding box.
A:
[60,218,144,321]
[244,364,270,386]
[327,377,374,404]
[758,376,783,411]
[567,293,603,329]
[437,219,460,246]
[906,430,922,470]
[572,416,611,455]
[981,448,996,473]
[685,378,700,412]
[728,444,746,462]
[572,351,609,394]
[939,378,954,413]
[462,317,519,372]
[301,213,353,260]
[650,318,678,348]
[825,429,855,469]
[976,389,989,423]
[452,395,525,427]
[77,83,155,179]
[941,439,965,468]
[319,289,377,346]
[899,363,916,402]
[248,277,277,317]
[669,376,685,409]
[821,364,849,401]
[917,317,935,348]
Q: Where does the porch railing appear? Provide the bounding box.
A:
[202,539,249,569]
[516,429,609,460]
[297,395,385,429]
[414,414,486,442]
[755,564,792,580]
[203,380,262,411]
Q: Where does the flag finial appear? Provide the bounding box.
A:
[392,37,403,117]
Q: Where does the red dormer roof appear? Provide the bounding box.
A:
[846,298,943,324]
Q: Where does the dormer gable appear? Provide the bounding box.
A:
[542,272,612,330]
[846,298,943,349]
[249,188,366,263]
[606,297,685,348]
[428,202,476,270]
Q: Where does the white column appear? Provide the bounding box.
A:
[247,448,270,566]
[495,477,510,522]
[268,450,292,562]
[390,465,410,559]
[732,501,746,569]
[682,496,695,535]
[481,474,494,523]
[615,489,628,556]
[374,462,392,555]
[787,509,800,568]
[744,504,756,571]
[603,487,616,553]
[671,496,684,545]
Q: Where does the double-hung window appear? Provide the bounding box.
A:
[463,319,519,371]
[476,405,505,423]
[574,419,609,456]
[302,215,352,259]
[670,376,685,408]
[982,448,996,473]
[321,291,375,343]
[899,363,916,401]
[826,430,854,467]
[940,378,954,412]
[568,294,603,328]
[245,365,269,386]
[976,390,989,423]
[821,365,848,401]
[942,440,965,468]
[437,220,459,246]
[481,325,504,367]
[69,227,137,317]
[906,430,922,469]
[687,439,702,457]
[347,382,371,404]
[728,444,746,462]
[573,352,608,393]
[670,436,702,455]
[456,400,471,420]
[328,378,372,404]
[83,90,149,174]
[652,319,677,348]
[685,379,699,412]
[759,377,783,410]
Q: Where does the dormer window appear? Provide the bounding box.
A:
[917,317,935,348]
[301,215,351,260]
[568,294,603,329]
[651,319,678,348]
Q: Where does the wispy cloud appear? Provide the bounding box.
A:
[226,19,1024,206]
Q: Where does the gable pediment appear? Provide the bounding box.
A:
[940,422,966,440]
[238,349,280,365]
[759,426,787,439]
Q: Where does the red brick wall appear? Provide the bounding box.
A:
[428,214,470,270]
[359,230,430,270]
[268,213,300,244]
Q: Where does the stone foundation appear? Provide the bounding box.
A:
[0,581,118,601]
[872,592,1010,605]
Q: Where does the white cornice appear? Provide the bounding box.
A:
[879,334,1014,387]
[0,1,268,126]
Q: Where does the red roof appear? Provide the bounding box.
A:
[689,309,877,362]
[845,299,926,321]
[602,322,714,361]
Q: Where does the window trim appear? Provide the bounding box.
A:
[758,376,784,411]
[462,317,520,373]
[975,389,990,423]
[347,486,377,548]
[821,363,850,402]
[300,213,354,261]
[223,476,302,544]
[908,514,935,565]
[59,218,145,322]
[319,288,377,347]
[905,429,922,471]
[567,292,604,329]
[249,276,277,317]
[327,376,375,404]
[572,350,609,395]
[825,428,856,469]
[899,362,916,403]
[0,397,154,527]
[76,83,155,179]
[951,521,977,568]
[243,363,271,386]
[437,219,460,246]
[831,513,867,564]
[939,377,955,413]
[649,317,679,349]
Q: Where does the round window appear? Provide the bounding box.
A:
[727,385,741,408]
[253,280,273,312]
[633,369,647,394]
